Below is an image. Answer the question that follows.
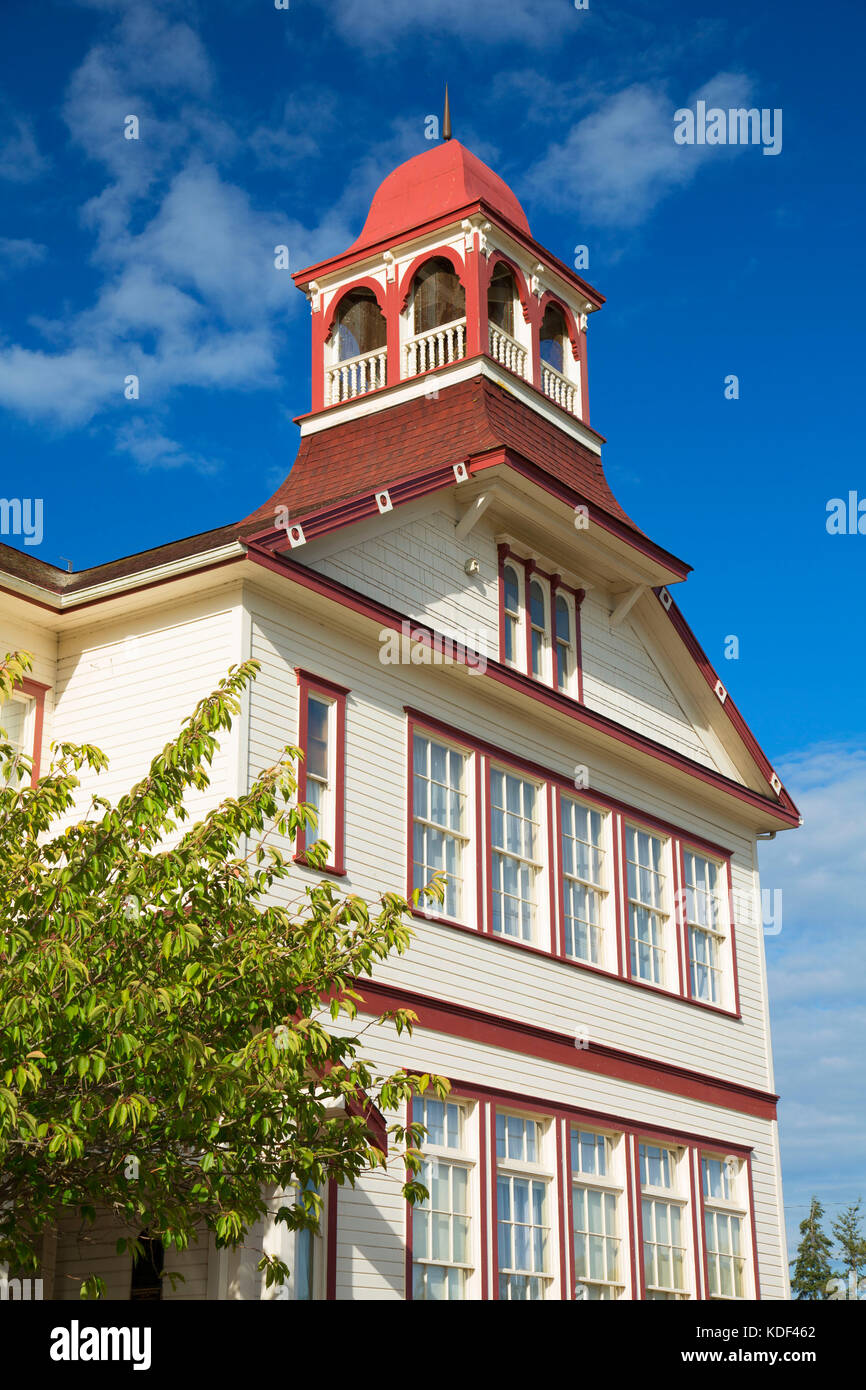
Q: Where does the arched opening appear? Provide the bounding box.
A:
[412,257,465,335]
[487,262,516,337]
[332,288,386,362]
[130,1230,164,1301]
[327,287,387,404]
[529,578,548,679]
[503,563,521,665]
[555,593,574,692]
[539,303,568,376]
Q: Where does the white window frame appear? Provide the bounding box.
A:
[683,849,730,1007]
[488,764,549,946]
[559,794,614,970]
[260,1184,327,1302]
[528,573,551,684]
[625,823,676,989]
[702,1153,751,1300]
[412,1097,479,1300]
[411,732,474,923]
[1,692,36,786]
[639,1141,692,1300]
[571,1128,627,1300]
[502,561,525,670]
[553,588,578,697]
[495,1110,557,1300]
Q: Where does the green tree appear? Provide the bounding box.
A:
[790,1197,833,1299]
[831,1201,866,1299]
[0,652,444,1298]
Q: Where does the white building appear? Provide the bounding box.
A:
[0,137,800,1301]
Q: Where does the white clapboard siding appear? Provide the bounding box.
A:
[298,508,727,774]
[0,611,57,773]
[51,1209,213,1301]
[580,593,718,768]
[326,1026,787,1301]
[52,595,242,826]
[246,588,775,1093]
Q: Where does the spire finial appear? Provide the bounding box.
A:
[442,84,452,142]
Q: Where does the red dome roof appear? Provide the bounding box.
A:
[350,140,531,250]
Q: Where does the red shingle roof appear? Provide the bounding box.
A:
[243,376,643,537]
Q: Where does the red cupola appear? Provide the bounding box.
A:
[292,136,605,440]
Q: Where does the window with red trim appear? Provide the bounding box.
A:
[700,1153,752,1299]
[498,547,581,699]
[406,709,740,1012]
[1,681,43,787]
[296,671,348,875]
[683,850,731,1008]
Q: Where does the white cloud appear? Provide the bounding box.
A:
[320,0,581,49]
[524,71,754,227]
[759,742,866,1249]
[0,238,46,274]
[0,113,49,182]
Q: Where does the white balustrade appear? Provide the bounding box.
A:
[327,347,387,405]
[541,362,578,415]
[488,323,529,380]
[404,318,467,378]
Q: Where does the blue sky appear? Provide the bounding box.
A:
[1,0,864,1270]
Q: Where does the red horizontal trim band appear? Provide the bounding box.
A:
[356,977,778,1121]
[244,546,797,828]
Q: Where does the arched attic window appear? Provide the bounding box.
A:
[327,287,387,404]
[406,257,466,377]
[130,1230,164,1301]
[539,303,568,376]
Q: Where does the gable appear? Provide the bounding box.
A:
[580,593,738,778]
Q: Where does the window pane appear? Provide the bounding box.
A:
[306,697,330,779]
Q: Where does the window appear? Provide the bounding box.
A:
[1,692,36,787]
[554,593,576,693]
[490,768,541,942]
[498,550,581,697]
[332,287,386,361]
[487,262,516,337]
[502,563,522,667]
[626,826,669,986]
[412,734,469,920]
[413,1098,473,1300]
[560,797,607,965]
[684,851,726,1004]
[639,1142,689,1299]
[571,1130,624,1300]
[539,303,567,374]
[296,672,348,874]
[702,1156,748,1299]
[412,257,465,335]
[529,578,548,680]
[130,1231,163,1301]
[496,1113,552,1299]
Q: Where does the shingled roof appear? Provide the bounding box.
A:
[243,375,644,536]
